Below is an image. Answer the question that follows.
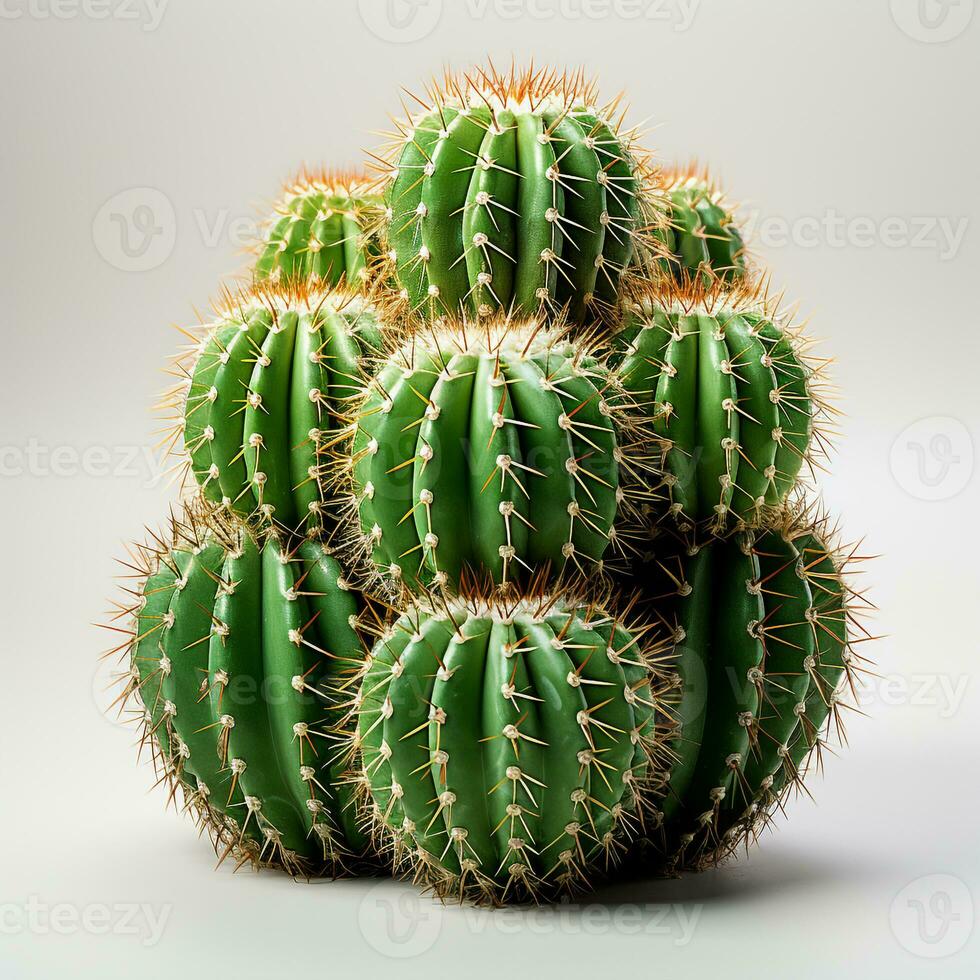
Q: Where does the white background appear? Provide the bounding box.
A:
[1,1,978,976]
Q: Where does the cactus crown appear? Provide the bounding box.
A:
[276,165,376,204]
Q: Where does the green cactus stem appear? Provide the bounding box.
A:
[653,164,747,284]
[253,168,383,288]
[167,282,384,533]
[615,280,832,533]
[346,311,655,592]
[353,584,674,904]
[109,506,371,876]
[629,503,870,873]
[379,63,655,323]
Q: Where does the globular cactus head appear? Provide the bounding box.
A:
[352,579,676,904]
[343,307,657,594]
[163,279,389,535]
[627,500,872,873]
[375,61,660,324]
[613,277,833,534]
[653,163,747,285]
[103,505,375,877]
[253,167,384,289]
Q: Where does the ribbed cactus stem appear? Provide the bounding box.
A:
[653,163,747,284]
[353,584,674,903]
[615,279,831,532]
[109,507,372,876]
[380,63,654,322]
[630,502,867,872]
[165,282,384,533]
[348,311,654,591]
[254,168,383,288]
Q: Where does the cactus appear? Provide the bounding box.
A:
[346,311,653,591]
[166,282,383,533]
[615,280,831,532]
[100,59,873,907]
[629,504,868,872]
[654,164,746,283]
[353,584,672,903]
[108,507,371,875]
[253,168,382,288]
[378,63,653,323]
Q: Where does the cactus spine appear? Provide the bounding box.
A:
[348,312,653,590]
[114,508,370,874]
[354,586,672,903]
[168,282,382,533]
[380,64,652,322]
[254,169,382,288]
[615,281,830,531]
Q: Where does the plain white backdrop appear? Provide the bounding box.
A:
[1,1,978,977]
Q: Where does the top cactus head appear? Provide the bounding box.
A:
[654,163,747,285]
[253,168,383,288]
[376,62,656,324]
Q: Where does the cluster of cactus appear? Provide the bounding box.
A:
[103,61,869,906]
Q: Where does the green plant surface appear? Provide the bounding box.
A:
[627,505,864,873]
[120,509,370,876]
[349,314,653,591]
[653,165,746,284]
[171,284,382,533]
[615,282,829,532]
[382,64,650,323]
[254,169,382,288]
[355,589,672,904]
